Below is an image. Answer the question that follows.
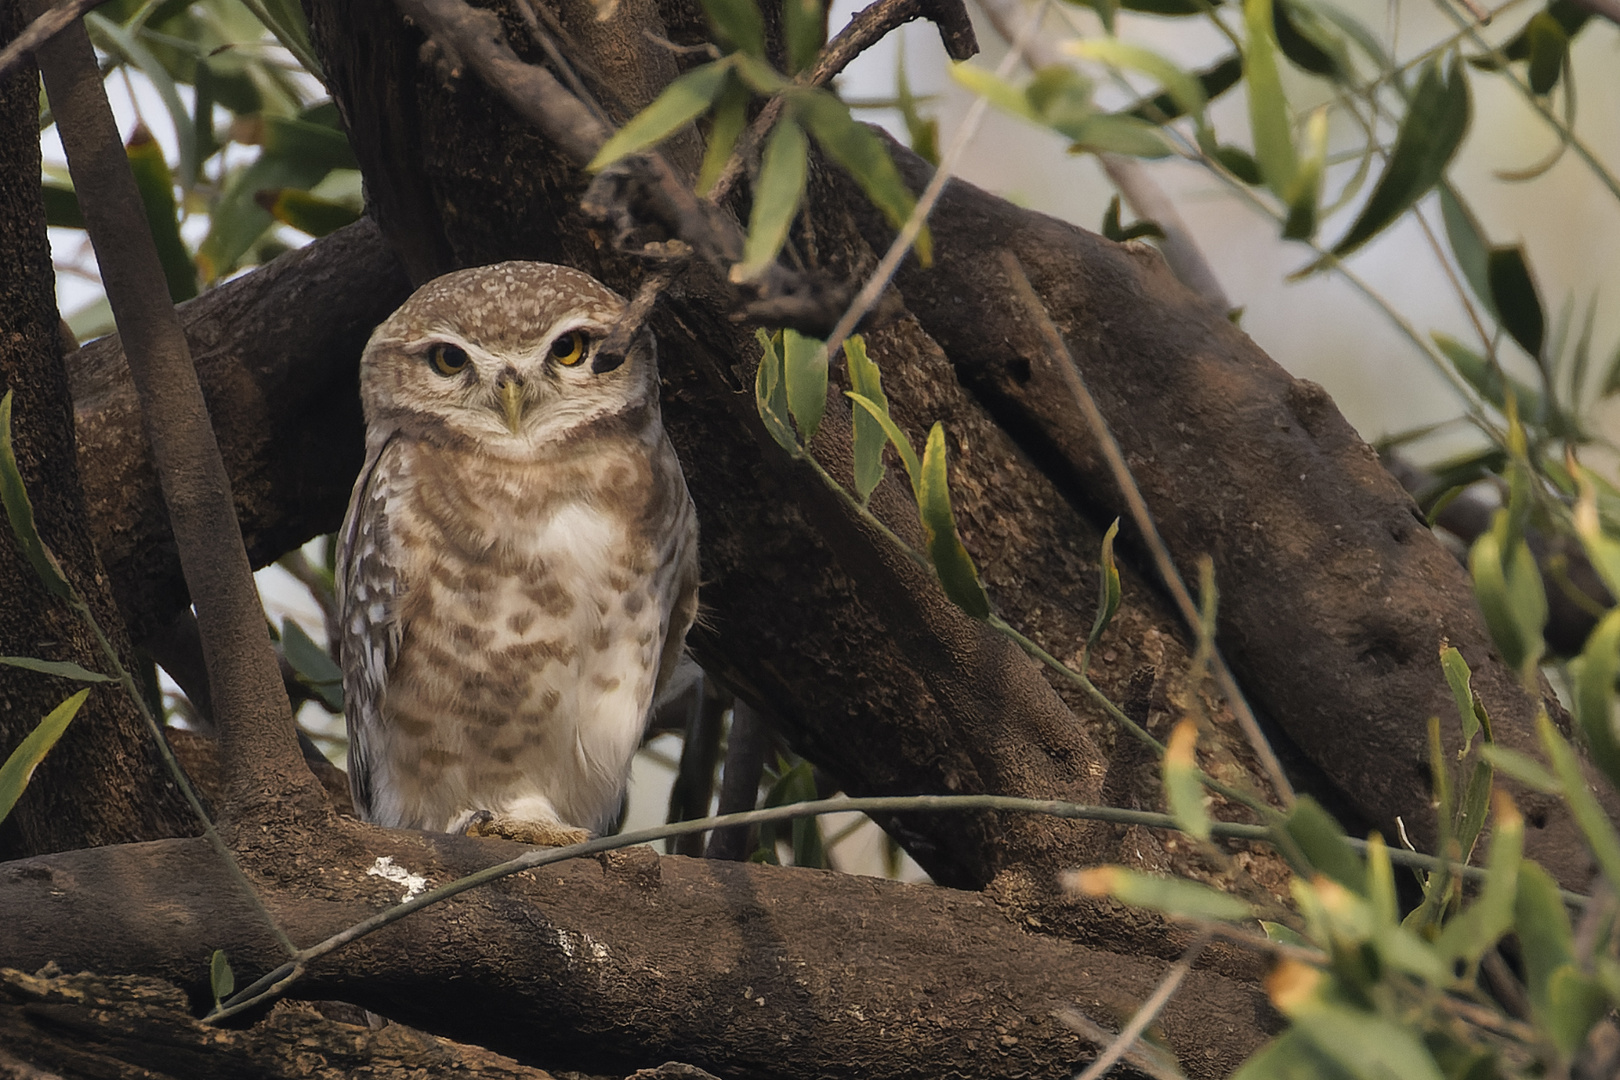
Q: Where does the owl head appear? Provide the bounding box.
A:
[358,262,660,457]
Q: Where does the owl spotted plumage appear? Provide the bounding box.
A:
[338,261,699,845]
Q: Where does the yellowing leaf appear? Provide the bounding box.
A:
[1164,719,1211,841]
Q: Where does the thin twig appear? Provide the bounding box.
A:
[1056,1010,1188,1080]
[0,0,100,80]
[1073,930,1211,1080]
[999,253,1297,806]
[821,0,1050,361]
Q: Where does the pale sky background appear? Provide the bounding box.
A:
[42,0,1620,874]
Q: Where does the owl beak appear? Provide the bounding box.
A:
[497,378,526,435]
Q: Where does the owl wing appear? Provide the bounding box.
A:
[654,452,702,701]
[336,433,406,823]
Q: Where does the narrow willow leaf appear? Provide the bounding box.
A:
[1272,0,1347,78]
[1525,11,1569,95]
[782,0,824,75]
[845,336,888,504]
[85,13,198,185]
[734,116,809,282]
[948,62,1038,121]
[1329,57,1469,258]
[1453,758,1493,865]
[1068,39,1207,132]
[1163,719,1211,841]
[1128,54,1243,126]
[1214,145,1263,185]
[1573,466,1620,599]
[1439,183,1496,319]
[261,116,359,172]
[697,76,750,196]
[1547,967,1610,1055]
[1287,1004,1445,1080]
[1515,861,1574,1025]
[1469,526,1545,678]
[918,424,990,619]
[1436,792,1523,964]
[1243,0,1298,199]
[846,393,920,493]
[1487,246,1546,360]
[0,689,89,825]
[1067,865,1252,921]
[896,52,940,165]
[701,0,765,57]
[1068,114,1173,159]
[1087,519,1122,651]
[796,89,931,265]
[1364,833,1397,926]
[731,53,790,94]
[210,948,236,1007]
[1231,1029,1358,1080]
[754,330,800,453]
[0,392,74,601]
[125,127,196,303]
[1282,106,1327,239]
[1540,713,1620,889]
[1569,608,1620,789]
[0,656,112,682]
[281,619,343,711]
[41,183,83,229]
[1439,645,1481,747]
[759,759,827,868]
[782,330,828,443]
[1259,920,1311,947]
[1284,796,1365,893]
[1431,332,1551,426]
[590,60,733,171]
[1481,745,1558,792]
[258,188,361,239]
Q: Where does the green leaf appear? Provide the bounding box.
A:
[1272,0,1348,78]
[85,13,199,186]
[918,424,990,619]
[1329,57,1469,259]
[1468,524,1546,678]
[1487,246,1546,360]
[1232,1029,1358,1080]
[1540,713,1620,890]
[1243,0,1298,199]
[1068,114,1173,159]
[1453,757,1493,865]
[42,183,83,229]
[1515,861,1573,1024]
[238,0,324,78]
[1068,865,1252,921]
[732,53,789,94]
[782,0,824,75]
[734,116,808,283]
[589,60,733,171]
[702,0,765,58]
[1569,608,1620,789]
[1215,145,1264,184]
[1088,519,1122,652]
[1439,645,1482,748]
[845,336,888,504]
[0,392,74,601]
[782,329,828,443]
[1100,196,1165,242]
[0,656,112,682]
[210,948,235,1008]
[1259,920,1311,947]
[1481,745,1558,792]
[125,126,196,303]
[281,619,343,711]
[846,393,920,493]
[1282,106,1327,239]
[257,188,361,239]
[0,689,89,826]
[795,89,930,265]
[949,62,1039,121]
[1287,1004,1445,1080]
[1117,0,1211,16]
[1283,797,1366,893]
[1439,183,1496,320]
[697,75,750,196]
[1068,39,1207,131]
[1546,966,1609,1055]
[1524,11,1570,95]
[1164,719,1211,841]
[754,330,800,454]
[1127,54,1244,124]
[895,51,940,166]
[758,758,826,867]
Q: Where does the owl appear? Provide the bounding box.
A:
[337,261,699,846]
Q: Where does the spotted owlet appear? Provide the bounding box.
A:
[337,261,699,846]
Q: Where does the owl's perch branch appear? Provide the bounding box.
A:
[33,11,317,821]
[0,822,1276,1080]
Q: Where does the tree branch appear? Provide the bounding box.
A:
[0,824,1276,1080]
[34,12,318,820]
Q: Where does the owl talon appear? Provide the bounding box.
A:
[465,813,592,848]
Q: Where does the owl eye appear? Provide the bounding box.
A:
[428,343,470,377]
[550,330,587,367]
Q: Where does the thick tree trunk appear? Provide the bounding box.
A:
[0,0,193,861]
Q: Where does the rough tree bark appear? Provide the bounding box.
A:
[0,0,193,861]
[1,0,1612,1076]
